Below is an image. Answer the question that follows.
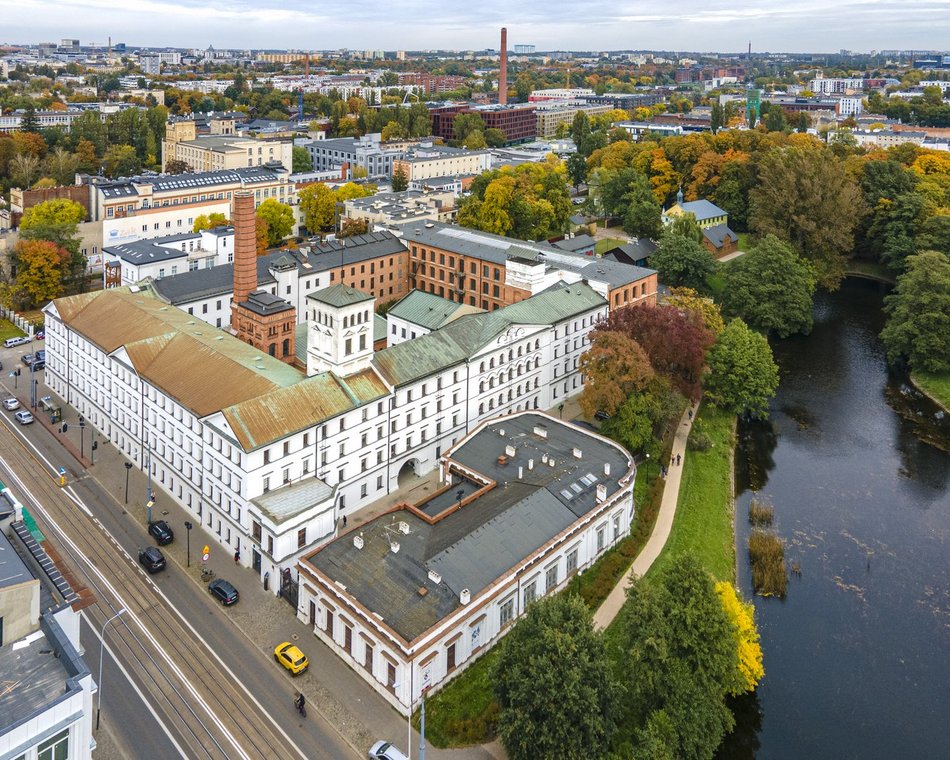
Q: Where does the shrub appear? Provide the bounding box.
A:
[688,426,712,451]
[748,498,774,527]
[748,530,786,597]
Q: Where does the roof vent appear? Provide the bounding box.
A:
[604,462,611,476]
[505,444,516,457]
[390,541,400,554]
[573,447,583,459]
[428,569,442,584]
[460,589,471,605]
[533,424,548,439]
[548,458,555,467]
[596,483,607,502]
[353,535,364,549]
[397,521,410,535]
[541,453,549,464]
[528,458,534,470]
[498,428,505,436]
[417,586,429,597]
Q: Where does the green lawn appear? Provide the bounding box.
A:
[595,237,627,255]
[0,319,27,342]
[913,372,950,412]
[645,403,737,584]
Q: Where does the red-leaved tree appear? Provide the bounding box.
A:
[595,303,714,401]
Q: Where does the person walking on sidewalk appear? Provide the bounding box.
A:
[676,453,681,466]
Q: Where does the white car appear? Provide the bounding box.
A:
[368,742,409,760]
[3,336,31,348]
[3,397,19,411]
[14,410,34,425]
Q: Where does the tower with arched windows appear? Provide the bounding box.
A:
[306,284,375,377]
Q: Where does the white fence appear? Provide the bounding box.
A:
[0,305,41,334]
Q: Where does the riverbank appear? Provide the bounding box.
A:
[911,371,950,412]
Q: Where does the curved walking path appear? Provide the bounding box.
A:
[593,401,699,630]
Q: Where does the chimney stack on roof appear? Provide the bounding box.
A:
[498,27,508,106]
[232,190,257,308]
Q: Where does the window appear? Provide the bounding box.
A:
[545,564,558,593]
[267,535,274,555]
[499,597,515,627]
[263,476,270,492]
[523,580,537,607]
[297,527,307,548]
[446,642,457,672]
[566,548,578,575]
[253,521,262,541]
[597,526,605,553]
[38,729,69,760]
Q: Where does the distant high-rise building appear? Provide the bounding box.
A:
[514,44,535,55]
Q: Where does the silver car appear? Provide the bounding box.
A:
[3,397,19,411]
[14,410,34,425]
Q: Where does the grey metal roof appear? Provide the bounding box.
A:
[308,284,373,307]
[578,257,656,288]
[676,199,727,221]
[0,526,33,590]
[150,257,276,304]
[240,290,294,316]
[603,238,658,265]
[702,223,738,249]
[552,234,596,252]
[305,413,633,642]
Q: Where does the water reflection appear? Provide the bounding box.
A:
[727,280,950,759]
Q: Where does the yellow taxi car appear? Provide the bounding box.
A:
[274,642,309,675]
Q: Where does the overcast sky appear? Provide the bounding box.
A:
[6,0,950,53]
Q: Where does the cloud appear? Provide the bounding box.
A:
[5,0,950,51]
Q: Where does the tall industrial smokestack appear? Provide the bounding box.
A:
[231,191,257,309]
[498,27,508,105]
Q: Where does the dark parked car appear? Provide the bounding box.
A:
[148,520,174,545]
[208,579,239,606]
[138,546,166,573]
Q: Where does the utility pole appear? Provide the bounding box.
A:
[96,608,127,730]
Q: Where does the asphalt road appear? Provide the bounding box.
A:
[0,343,358,760]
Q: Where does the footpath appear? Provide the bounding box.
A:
[593,401,699,630]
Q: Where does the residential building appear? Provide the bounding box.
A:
[391,145,491,183]
[296,411,635,713]
[343,189,457,228]
[614,121,685,140]
[808,76,866,94]
[663,194,729,229]
[528,88,595,102]
[139,54,161,74]
[399,222,658,312]
[103,226,234,288]
[583,92,665,109]
[701,225,739,258]
[302,134,408,178]
[0,504,94,760]
[533,101,611,139]
[427,103,537,144]
[851,129,927,148]
[162,133,293,173]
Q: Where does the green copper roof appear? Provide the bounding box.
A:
[387,289,478,331]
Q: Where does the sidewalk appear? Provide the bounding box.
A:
[592,401,698,630]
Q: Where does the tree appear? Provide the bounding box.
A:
[255,216,270,256]
[705,318,780,419]
[622,172,663,239]
[710,102,724,134]
[715,582,764,695]
[298,183,336,231]
[881,251,950,373]
[338,218,369,238]
[10,153,40,188]
[43,147,80,186]
[649,233,716,291]
[292,145,313,174]
[256,199,294,246]
[494,594,621,760]
[869,192,926,272]
[391,164,408,192]
[750,146,861,289]
[462,131,488,150]
[484,127,506,147]
[452,112,484,143]
[164,158,191,174]
[6,239,69,308]
[20,198,86,229]
[619,555,738,760]
[75,139,99,173]
[102,144,141,177]
[578,331,655,418]
[721,235,818,338]
[193,213,229,232]
[20,104,39,133]
[603,376,684,458]
[598,303,713,401]
[665,287,725,335]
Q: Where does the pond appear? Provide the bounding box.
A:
[725,280,950,759]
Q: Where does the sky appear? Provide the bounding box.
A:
[5,0,950,53]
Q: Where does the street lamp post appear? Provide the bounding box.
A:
[96,607,127,730]
[184,521,193,567]
[123,462,132,504]
[146,443,154,525]
[79,416,86,461]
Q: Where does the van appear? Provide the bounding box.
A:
[4,336,31,348]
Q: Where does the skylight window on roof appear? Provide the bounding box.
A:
[570,482,583,494]
[560,489,574,500]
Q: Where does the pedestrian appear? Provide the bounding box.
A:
[342,514,347,528]
[671,456,675,467]
[688,408,693,420]
[676,453,681,466]
[661,466,667,478]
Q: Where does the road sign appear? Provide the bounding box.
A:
[202,545,210,562]
[202,552,210,562]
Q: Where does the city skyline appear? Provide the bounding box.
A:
[5,0,950,54]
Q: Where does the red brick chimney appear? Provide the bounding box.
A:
[498,28,508,106]
[232,190,257,308]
